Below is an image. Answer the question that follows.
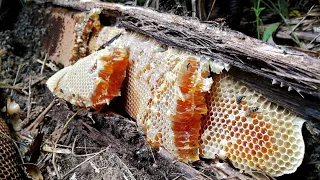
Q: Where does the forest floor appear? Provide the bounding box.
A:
[0,1,319,180]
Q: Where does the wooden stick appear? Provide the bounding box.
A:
[25,100,55,131]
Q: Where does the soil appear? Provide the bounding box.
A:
[0,1,320,180]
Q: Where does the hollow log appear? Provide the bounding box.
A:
[32,0,320,120]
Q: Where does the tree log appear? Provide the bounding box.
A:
[33,0,320,96]
[32,0,320,120]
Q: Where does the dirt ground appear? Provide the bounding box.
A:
[0,2,320,180]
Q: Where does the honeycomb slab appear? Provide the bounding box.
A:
[111,32,220,162]
[200,74,305,177]
[46,25,306,176]
[46,47,129,109]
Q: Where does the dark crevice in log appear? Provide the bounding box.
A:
[229,68,320,121]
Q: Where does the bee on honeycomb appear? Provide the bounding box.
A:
[200,74,305,177]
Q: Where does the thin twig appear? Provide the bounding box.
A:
[36,59,58,72]
[62,147,110,179]
[206,0,217,21]
[307,33,320,47]
[10,65,21,96]
[40,53,48,75]
[289,5,315,35]
[0,84,28,96]
[25,99,55,130]
[172,174,183,180]
[0,85,23,90]
[52,108,85,179]
[23,76,46,90]
[55,143,101,150]
[71,135,101,157]
[27,76,32,119]
[42,145,72,154]
[147,143,156,164]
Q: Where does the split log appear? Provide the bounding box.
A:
[32,0,320,120]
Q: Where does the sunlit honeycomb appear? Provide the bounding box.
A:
[200,74,305,177]
[115,32,218,162]
[0,117,22,179]
[47,47,129,109]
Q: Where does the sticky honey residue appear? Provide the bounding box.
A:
[171,58,208,161]
[120,33,213,162]
[72,8,102,63]
[91,48,129,109]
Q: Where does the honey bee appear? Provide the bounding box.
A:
[156,44,168,52]
[187,63,191,70]
[305,122,320,141]
[246,107,259,117]
[236,95,245,104]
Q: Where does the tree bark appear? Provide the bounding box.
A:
[32,0,320,120]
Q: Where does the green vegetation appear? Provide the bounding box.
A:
[252,0,265,40]
[253,0,301,46]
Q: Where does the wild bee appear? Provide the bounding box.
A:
[246,107,259,117]
[236,95,245,104]
[305,122,320,141]
[156,44,168,52]
[187,63,191,70]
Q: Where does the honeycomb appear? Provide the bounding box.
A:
[200,73,305,177]
[72,8,102,62]
[46,46,129,109]
[46,26,306,176]
[110,32,222,162]
[0,117,22,179]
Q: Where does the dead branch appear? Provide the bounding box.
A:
[31,0,320,120]
[33,0,320,99]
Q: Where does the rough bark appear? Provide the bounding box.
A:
[32,0,320,120]
[230,68,320,120]
[33,0,320,97]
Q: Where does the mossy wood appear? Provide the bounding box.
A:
[33,0,320,120]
